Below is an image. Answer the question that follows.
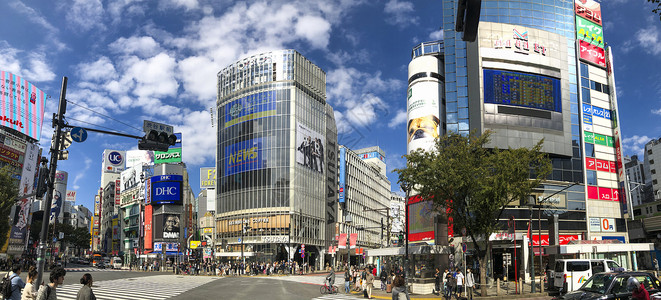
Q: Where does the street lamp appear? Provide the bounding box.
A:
[240,218,251,275]
[399,183,410,282]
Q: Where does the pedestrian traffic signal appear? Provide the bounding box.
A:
[398,234,404,245]
[138,129,177,152]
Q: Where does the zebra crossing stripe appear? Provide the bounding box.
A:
[52,274,218,300]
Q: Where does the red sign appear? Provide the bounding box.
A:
[115,180,121,205]
[338,233,347,249]
[531,234,581,246]
[585,157,596,170]
[144,205,153,250]
[579,40,606,68]
[587,185,598,199]
[575,0,602,25]
[598,187,613,201]
[349,233,358,249]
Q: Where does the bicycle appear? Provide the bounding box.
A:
[320,279,338,294]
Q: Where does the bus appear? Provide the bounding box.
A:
[91,252,107,267]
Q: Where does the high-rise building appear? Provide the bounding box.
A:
[644,138,661,201]
[336,145,391,265]
[403,0,644,274]
[216,50,337,268]
[624,155,653,208]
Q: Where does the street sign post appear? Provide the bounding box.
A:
[70,127,88,142]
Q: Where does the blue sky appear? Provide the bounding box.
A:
[0,0,659,212]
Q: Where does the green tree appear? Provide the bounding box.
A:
[0,166,19,250]
[57,222,91,256]
[396,131,551,296]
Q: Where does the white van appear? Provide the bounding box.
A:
[111,257,122,269]
[552,259,622,293]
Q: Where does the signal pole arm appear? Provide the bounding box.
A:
[61,124,144,139]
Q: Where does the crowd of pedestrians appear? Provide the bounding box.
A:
[434,267,475,300]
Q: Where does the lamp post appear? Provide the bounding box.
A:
[400,183,410,282]
[240,218,251,275]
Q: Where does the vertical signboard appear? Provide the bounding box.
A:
[575,0,602,25]
[115,179,121,205]
[18,143,39,196]
[407,82,440,154]
[578,40,606,68]
[144,204,153,250]
[125,150,154,168]
[0,71,47,140]
[338,147,346,204]
[49,170,67,224]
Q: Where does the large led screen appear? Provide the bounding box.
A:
[150,175,183,205]
[224,90,277,128]
[0,71,47,141]
[408,196,436,243]
[224,137,264,176]
[483,69,561,112]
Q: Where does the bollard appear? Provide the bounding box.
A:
[518,278,523,294]
[540,274,544,293]
[497,278,501,296]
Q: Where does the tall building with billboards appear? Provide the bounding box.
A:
[401,0,648,276]
[216,50,337,268]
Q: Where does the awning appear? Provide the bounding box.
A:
[546,243,654,255]
[366,245,454,257]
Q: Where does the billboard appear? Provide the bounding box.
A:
[579,40,606,68]
[483,69,562,112]
[162,214,180,239]
[407,195,436,243]
[66,190,76,202]
[49,170,67,224]
[576,16,603,48]
[9,197,31,243]
[295,122,325,173]
[18,143,39,197]
[206,190,216,212]
[575,0,602,25]
[407,81,440,154]
[225,138,264,176]
[200,167,216,189]
[224,90,277,128]
[151,175,183,205]
[102,150,126,174]
[144,205,153,249]
[154,133,182,164]
[339,147,346,203]
[126,150,154,168]
[120,165,143,192]
[359,151,385,162]
[94,195,100,216]
[0,71,47,140]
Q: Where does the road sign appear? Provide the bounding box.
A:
[70,127,88,142]
[143,120,173,134]
[462,242,467,253]
[301,244,305,250]
[238,238,241,243]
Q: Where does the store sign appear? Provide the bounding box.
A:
[575,0,602,25]
[590,217,616,232]
[200,167,216,189]
[583,114,593,131]
[493,28,547,56]
[576,16,603,48]
[579,40,606,68]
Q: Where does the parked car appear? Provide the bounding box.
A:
[552,259,622,293]
[111,257,122,269]
[556,271,660,300]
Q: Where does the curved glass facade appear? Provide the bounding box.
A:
[215,50,336,265]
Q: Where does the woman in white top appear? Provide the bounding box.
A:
[21,267,38,300]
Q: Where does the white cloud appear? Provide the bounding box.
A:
[77,56,117,82]
[65,0,105,32]
[107,0,148,25]
[10,1,58,33]
[163,0,199,11]
[388,110,407,129]
[635,25,661,55]
[123,53,179,99]
[109,36,162,58]
[333,111,353,134]
[623,135,652,156]
[177,56,219,106]
[429,29,444,40]
[0,42,56,82]
[384,0,418,28]
[653,108,661,115]
[344,94,387,127]
[175,109,216,165]
[72,157,93,190]
[295,15,332,49]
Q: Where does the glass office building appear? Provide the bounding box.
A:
[216,50,337,267]
[433,0,632,275]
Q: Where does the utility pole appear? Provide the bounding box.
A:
[36,77,67,286]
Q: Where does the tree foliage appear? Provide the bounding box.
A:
[649,0,661,21]
[395,130,551,295]
[0,166,19,249]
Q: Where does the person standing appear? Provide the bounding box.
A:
[344,267,352,294]
[380,267,388,291]
[456,269,465,299]
[21,266,38,300]
[35,267,66,300]
[466,268,475,300]
[442,269,449,295]
[654,258,659,273]
[76,274,96,300]
[391,275,410,300]
[434,267,442,295]
[8,265,25,300]
[445,273,455,300]
[365,267,375,299]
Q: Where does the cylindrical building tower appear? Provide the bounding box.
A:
[216,50,337,268]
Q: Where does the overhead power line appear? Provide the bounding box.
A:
[66,100,143,133]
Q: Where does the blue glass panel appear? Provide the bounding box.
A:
[585,143,595,157]
[446,102,458,112]
[457,58,467,66]
[447,113,458,123]
[571,103,578,114]
[498,1,508,8]
[457,67,467,76]
[446,72,456,82]
[457,76,467,86]
[458,121,469,131]
[586,170,597,185]
[522,17,533,25]
[447,123,458,133]
[571,125,579,136]
[581,77,590,87]
[571,113,578,125]
[446,92,457,102]
[582,88,591,104]
[458,97,468,108]
[520,2,532,10]
[458,86,468,97]
[447,82,457,92]
[458,108,468,119]
[485,1,497,8]
[569,74,577,84]
[570,93,578,104]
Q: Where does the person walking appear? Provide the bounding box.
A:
[344,267,352,294]
[442,269,449,295]
[445,273,456,300]
[456,270,465,299]
[7,265,25,300]
[434,267,442,295]
[35,267,66,300]
[391,274,410,300]
[21,267,38,300]
[76,274,96,300]
[380,267,388,291]
[466,268,475,300]
[365,267,375,299]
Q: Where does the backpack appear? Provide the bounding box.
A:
[2,273,17,298]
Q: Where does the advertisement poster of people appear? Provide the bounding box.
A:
[9,197,31,242]
[163,214,180,239]
[49,170,67,224]
[296,122,325,173]
[407,82,440,154]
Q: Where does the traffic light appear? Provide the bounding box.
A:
[398,234,404,245]
[138,129,177,152]
[455,0,482,42]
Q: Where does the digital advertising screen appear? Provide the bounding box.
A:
[225,137,264,176]
[483,69,562,112]
[224,90,277,128]
[407,195,436,243]
[150,175,183,205]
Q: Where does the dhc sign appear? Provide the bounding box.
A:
[151,175,183,205]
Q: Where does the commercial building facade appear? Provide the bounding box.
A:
[215,50,337,268]
[399,0,641,279]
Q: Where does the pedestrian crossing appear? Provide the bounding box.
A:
[54,274,218,300]
[64,268,125,272]
[312,294,360,300]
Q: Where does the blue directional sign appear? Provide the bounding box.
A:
[70,127,88,143]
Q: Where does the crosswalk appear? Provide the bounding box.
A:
[312,294,360,300]
[64,268,124,272]
[54,274,218,300]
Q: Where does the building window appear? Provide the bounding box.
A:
[651,159,655,164]
[634,209,641,216]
